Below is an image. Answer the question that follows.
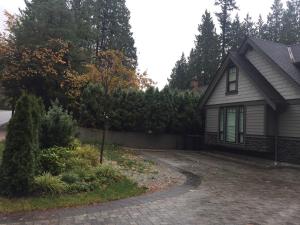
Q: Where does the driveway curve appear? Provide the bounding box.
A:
[1,150,300,225]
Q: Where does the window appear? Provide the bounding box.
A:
[226,67,238,94]
[219,108,224,141]
[226,108,237,143]
[219,106,245,144]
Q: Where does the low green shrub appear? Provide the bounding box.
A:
[33,173,68,195]
[61,172,80,184]
[38,147,72,175]
[72,167,97,183]
[94,165,122,183]
[40,101,76,149]
[73,145,99,167]
[65,157,92,171]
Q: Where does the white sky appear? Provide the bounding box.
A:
[0,0,288,88]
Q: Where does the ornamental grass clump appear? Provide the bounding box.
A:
[33,173,68,195]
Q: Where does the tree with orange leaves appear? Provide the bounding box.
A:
[0,38,88,110]
[86,50,155,94]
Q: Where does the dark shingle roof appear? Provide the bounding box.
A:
[249,38,300,86]
[291,44,300,64]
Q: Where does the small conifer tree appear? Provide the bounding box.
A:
[0,94,42,196]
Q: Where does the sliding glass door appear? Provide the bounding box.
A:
[226,108,237,143]
[219,106,244,144]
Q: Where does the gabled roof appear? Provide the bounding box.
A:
[199,51,286,111]
[241,38,300,86]
[200,37,300,110]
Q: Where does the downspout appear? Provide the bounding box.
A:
[274,110,279,166]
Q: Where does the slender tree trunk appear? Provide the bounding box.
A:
[100,125,106,164]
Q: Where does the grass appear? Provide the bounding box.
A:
[0,178,146,214]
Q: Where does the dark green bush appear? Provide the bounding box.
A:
[40,101,76,149]
[0,94,43,196]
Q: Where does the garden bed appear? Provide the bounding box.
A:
[0,143,183,214]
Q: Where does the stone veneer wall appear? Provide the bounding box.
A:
[278,137,300,164]
[244,135,275,153]
[204,132,218,146]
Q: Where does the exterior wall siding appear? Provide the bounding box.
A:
[206,108,218,133]
[246,49,300,100]
[246,105,265,135]
[279,104,300,138]
[207,69,264,105]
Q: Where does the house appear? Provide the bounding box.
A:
[200,37,300,164]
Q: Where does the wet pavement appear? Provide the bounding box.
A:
[1,150,300,225]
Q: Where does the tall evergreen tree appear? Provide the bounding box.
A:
[92,0,137,68]
[13,0,77,47]
[70,0,95,53]
[280,0,299,44]
[266,0,284,42]
[228,14,244,50]
[215,0,238,57]
[168,53,189,90]
[12,0,86,72]
[257,14,268,39]
[188,10,220,85]
[241,13,257,37]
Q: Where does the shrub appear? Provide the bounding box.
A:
[38,147,72,175]
[33,173,68,195]
[40,101,76,149]
[73,145,99,167]
[65,157,92,171]
[94,165,122,183]
[0,94,43,196]
[61,172,80,184]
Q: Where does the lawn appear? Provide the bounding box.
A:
[0,178,145,214]
[0,143,148,214]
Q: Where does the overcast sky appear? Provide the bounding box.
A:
[0,0,288,88]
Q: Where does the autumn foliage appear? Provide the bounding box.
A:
[0,38,88,109]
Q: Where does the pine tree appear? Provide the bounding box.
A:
[12,0,86,72]
[70,0,95,52]
[280,1,299,44]
[188,10,220,85]
[215,0,238,57]
[241,13,257,37]
[228,14,244,50]
[168,54,189,90]
[257,14,268,39]
[266,0,284,42]
[0,94,42,196]
[13,0,77,47]
[92,0,137,68]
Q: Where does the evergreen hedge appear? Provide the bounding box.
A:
[80,84,203,135]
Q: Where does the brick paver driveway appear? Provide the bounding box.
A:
[1,150,300,225]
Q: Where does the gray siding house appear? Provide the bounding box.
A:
[200,38,300,164]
